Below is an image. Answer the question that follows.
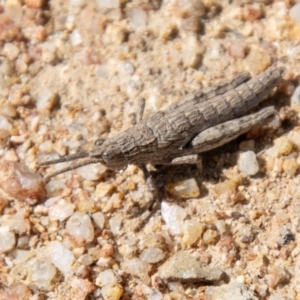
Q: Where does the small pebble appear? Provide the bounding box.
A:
[122,258,151,283]
[66,212,95,244]
[45,197,75,221]
[282,158,298,176]
[118,244,136,258]
[71,29,83,46]
[140,247,165,264]
[41,42,57,64]
[38,140,53,152]
[96,269,117,287]
[202,229,219,245]
[148,290,163,300]
[10,135,27,144]
[0,211,30,234]
[290,3,300,25]
[0,16,20,43]
[237,151,259,176]
[11,257,55,290]
[65,15,75,31]
[0,58,15,76]
[158,251,225,283]
[215,220,227,235]
[148,92,164,111]
[0,282,32,299]
[161,201,187,235]
[214,180,236,196]
[29,116,39,132]
[75,265,90,279]
[78,254,93,266]
[0,102,17,118]
[0,226,15,253]
[0,115,12,131]
[69,278,95,298]
[92,212,105,229]
[251,254,268,269]
[228,41,246,59]
[181,219,204,248]
[274,136,293,155]
[0,160,46,205]
[237,224,253,245]
[36,90,58,115]
[242,4,263,21]
[265,146,279,159]
[224,170,244,185]
[95,182,114,198]
[127,8,147,29]
[207,281,258,300]
[181,16,201,33]
[109,216,122,235]
[182,35,204,68]
[245,47,271,75]
[100,243,114,258]
[101,283,123,300]
[267,266,291,289]
[288,129,300,148]
[127,75,143,95]
[2,43,19,60]
[73,247,85,259]
[46,241,76,274]
[123,60,135,75]
[77,163,107,181]
[166,178,200,198]
[15,58,28,74]
[160,23,178,40]
[52,141,67,156]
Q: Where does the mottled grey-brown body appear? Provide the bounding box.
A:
[40,64,284,177]
[90,64,283,167]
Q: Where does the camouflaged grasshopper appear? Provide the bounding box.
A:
[40,64,284,181]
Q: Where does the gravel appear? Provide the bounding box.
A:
[0,0,300,299]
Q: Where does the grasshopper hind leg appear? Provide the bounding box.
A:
[187,106,277,154]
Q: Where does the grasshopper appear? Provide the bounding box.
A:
[40,64,284,188]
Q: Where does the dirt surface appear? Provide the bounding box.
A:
[1,0,300,299]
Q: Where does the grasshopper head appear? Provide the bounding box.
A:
[91,138,127,169]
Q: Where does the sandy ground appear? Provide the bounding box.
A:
[1,0,300,299]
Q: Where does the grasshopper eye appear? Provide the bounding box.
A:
[94,138,106,146]
[102,151,109,159]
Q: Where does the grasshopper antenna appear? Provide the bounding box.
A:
[38,151,100,179]
[43,157,102,179]
[38,151,90,167]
